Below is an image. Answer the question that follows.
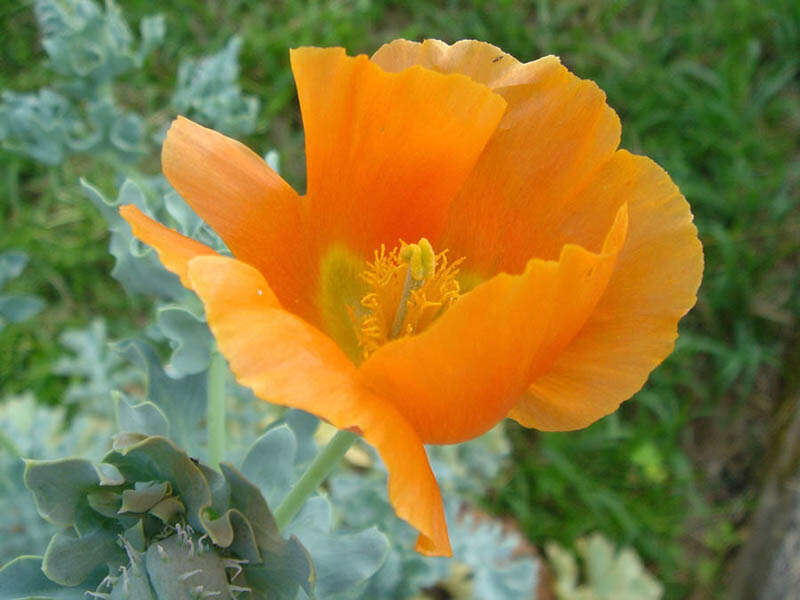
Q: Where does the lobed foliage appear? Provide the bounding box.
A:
[0,251,45,331]
[2,0,797,598]
[0,2,548,598]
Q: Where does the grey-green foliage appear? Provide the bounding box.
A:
[0,394,112,565]
[54,318,141,406]
[427,425,511,497]
[82,173,225,381]
[240,416,390,598]
[173,36,259,138]
[1,434,315,599]
[0,0,163,165]
[113,339,207,458]
[35,0,163,89]
[0,85,146,165]
[1,0,257,167]
[0,90,88,165]
[329,426,539,600]
[85,177,187,300]
[444,506,538,600]
[104,319,390,598]
[155,304,216,377]
[0,251,45,331]
[84,171,222,304]
[546,533,663,600]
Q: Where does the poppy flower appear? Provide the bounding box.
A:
[120,39,703,557]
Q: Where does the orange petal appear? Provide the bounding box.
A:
[187,255,451,556]
[509,152,703,430]
[358,206,628,445]
[372,38,548,89]
[430,51,621,276]
[290,47,506,258]
[162,117,317,323]
[119,204,217,287]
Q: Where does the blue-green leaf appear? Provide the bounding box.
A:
[23,458,101,528]
[0,556,87,600]
[42,529,123,587]
[156,305,214,377]
[115,392,169,437]
[241,424,297,507]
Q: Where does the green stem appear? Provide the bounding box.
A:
[207,351,227,468]
[274,429,358,529]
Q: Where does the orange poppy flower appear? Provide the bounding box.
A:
[120,39,703,557]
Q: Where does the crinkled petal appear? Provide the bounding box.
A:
[509,152,703,430]
[438,54,622,275]
[290,46,506,258]
[359,206,628,444]
[376,40,623,275]
[162,117,317,323]
[119,204,217,287]
[187,255,451,556]
[372,38,546,89]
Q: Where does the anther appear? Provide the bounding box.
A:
[391,238,436,338]
[400,238,436,281]
[354,238,463,359]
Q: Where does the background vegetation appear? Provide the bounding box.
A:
[2,0,798,598]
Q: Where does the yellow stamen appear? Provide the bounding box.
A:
[352,239,464,360]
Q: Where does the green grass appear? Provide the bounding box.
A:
[2,0,798,597]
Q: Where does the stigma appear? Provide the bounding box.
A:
[353,238,463,360]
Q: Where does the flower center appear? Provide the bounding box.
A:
[352,238,464,360]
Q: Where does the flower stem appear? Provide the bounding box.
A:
[207,351,227,468]
[274,429,358,529]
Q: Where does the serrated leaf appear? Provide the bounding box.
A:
[87,488,122,518]
[114,340,206,453]
[244,535,315,600]
[284,496,331,537]
[148,496,185,523]
[115,392,169,437]
[96,463,125,486]
[23,458,101,528]
[0,556,86,600]
[103,436,211,531]
[281,409,320,468]
[119,481,170,513]
[286,495,389,598]
[0,89,84,164]
[241,424,297,507]
[82,179,186,300]
[219,463,283,552]
[220,463,315,598]
[0,396,111,564]
[42,528,123,586]
[156,305,214,377]
[194,461,230,515]
[447,506,538,600]
[172,36,259,137]
[306,528,389,598]
[108,111,144,154]
[112,432,149,450]
[54,318,140,406]
[35,0,134,84]
[202,506,262,563]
